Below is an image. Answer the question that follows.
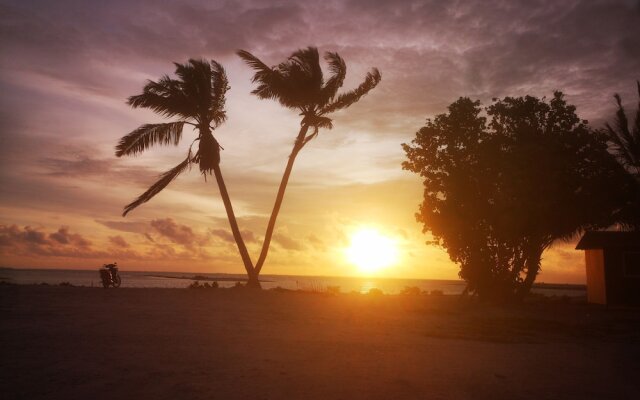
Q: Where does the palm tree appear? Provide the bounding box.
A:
[115,59,257,284]
[605,81,640,182]
[237,47,381,277]
[603,81,640,230]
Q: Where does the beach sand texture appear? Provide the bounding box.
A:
[1,285,639,399]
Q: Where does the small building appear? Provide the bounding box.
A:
[576,231,640,305]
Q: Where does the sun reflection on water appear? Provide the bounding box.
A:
[359,281,378,294]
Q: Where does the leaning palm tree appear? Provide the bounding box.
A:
[605,81,640,182]
[237,47,381,277]
[115,59,257,284]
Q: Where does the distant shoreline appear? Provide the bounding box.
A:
[145,274,274,283]
[0,267,586,287]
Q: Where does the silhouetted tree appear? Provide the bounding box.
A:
[116,59,257,284]
[604,81,640,181]
[601,81,640,229]
[402,93,628,301]
[237,47,381,277]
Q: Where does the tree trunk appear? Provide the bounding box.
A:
[212,164,259,288]
[254,125,310,275]
[517,245,544,300]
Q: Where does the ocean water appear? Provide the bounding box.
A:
[0,267,586,297]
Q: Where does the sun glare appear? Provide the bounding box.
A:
[346,228,398,275]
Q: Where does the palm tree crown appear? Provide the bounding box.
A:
[116,59,229,215]
[605,81,640,180]
[237,47,381,143]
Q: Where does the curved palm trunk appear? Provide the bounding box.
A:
[212,164,259,287]
[254,125,310,275]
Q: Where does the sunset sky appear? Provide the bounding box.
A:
[1,0,639,282]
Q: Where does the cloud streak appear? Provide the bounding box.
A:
[0,224,102,258]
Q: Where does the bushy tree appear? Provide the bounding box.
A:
[402,93,628,301]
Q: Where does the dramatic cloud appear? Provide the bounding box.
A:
[150,218,198,246]
[49,226,92,247]
[210,229,235,243]
[0,224,102,258]
[0,225,49,246]
[40,156,114,178]
[150,218,210,249]
[273,232,304,251]
[96,220,150,234]
[307,234,326,251]
[210,228,257,243]
[108,235,130,248]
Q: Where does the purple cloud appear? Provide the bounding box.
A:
[109,235,130,248]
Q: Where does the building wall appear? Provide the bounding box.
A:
[585,249,606,304]
[604,248,640,306]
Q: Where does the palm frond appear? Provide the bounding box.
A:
[605,87,640,168]
[122,155,192,216]
[172,60,207,119]
[613,93,631,139]
[210,60,229,121]
[237,50,272,80]
[115,122,185,157]
[278,47,323,107]
[302,115,333,130]
[127,76,194,119]
[240,48,330,109]
[288,47,322,88]
[237,49,286,101]
[320,68,381,114]
[320,52,346,103]
[606,122,630,156]
[210,110,227,128]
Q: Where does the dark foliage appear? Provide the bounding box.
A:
[601,81,640,230]
[122,155,191,216]
[117,59,229,215]
[403,93,631,302]
[604,81,640,180]
[116,122,185,157]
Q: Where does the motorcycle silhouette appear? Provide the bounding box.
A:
[99,262,122,288]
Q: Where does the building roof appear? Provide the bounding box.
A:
[575,231,640,250]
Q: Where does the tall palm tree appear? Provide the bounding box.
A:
[237,47,381,277]
[605,81,640,182]
[115,59,257,284]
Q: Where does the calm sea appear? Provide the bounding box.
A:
[0,267,586,297]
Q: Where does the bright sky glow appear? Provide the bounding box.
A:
[346,228,399,275]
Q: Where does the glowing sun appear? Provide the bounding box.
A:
[346,228,398,274]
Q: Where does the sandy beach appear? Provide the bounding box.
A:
[1,285,639,400]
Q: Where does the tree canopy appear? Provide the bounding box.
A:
[402,93,631,301]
